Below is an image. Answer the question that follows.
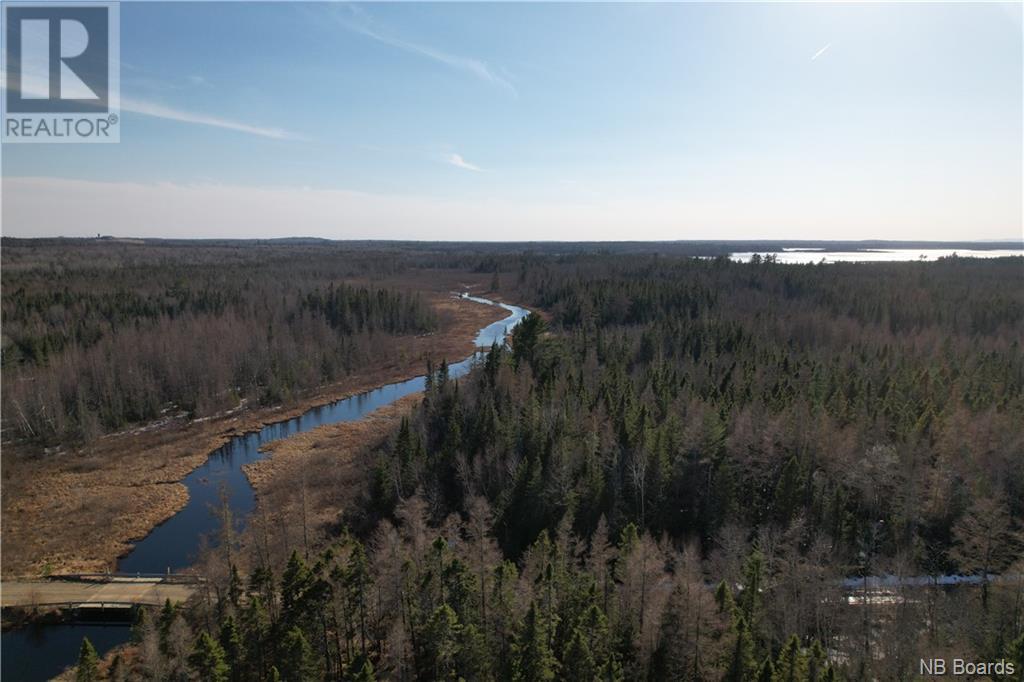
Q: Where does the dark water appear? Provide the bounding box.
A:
[1,624,130,681]
[0,296,528,681]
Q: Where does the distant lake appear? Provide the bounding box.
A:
[729,248,1023,264]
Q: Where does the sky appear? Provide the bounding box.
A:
[2,1,1022,241]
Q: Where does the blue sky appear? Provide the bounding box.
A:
[3,1,1022,240]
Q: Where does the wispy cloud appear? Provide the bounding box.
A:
[120,97,305,140]
[122,65,212,93]
[811,42,832,61]
[3,70,301,140]
[333,6,517,97]
[445,153,482,172]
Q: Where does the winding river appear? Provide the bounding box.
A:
[1,295,529,681]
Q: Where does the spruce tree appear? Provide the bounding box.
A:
[772,635,807,682]
[806,639,828,681]
[424,603,462,680]
[158,598,179,657]
[715,580,737,618]
[348,655,377,682]
[562,628,597,682]
[75,637,100,682]
[280,551,312,628]
[219,614,245,681]
[189,631,230,682]
[279,627,318,682]
[723,616,756,682]
[228,563,244,608]
[738,550,764,624]
[513,600,559,682]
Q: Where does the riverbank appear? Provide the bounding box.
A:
[1,284,505,578]
[241,394,420,564]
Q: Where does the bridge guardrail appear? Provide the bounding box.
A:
[45,572,206,585]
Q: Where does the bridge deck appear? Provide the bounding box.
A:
[1,580,199,608]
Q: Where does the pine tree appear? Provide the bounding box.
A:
[75,637,100,682]
[715,580,737,618]
[424,603,462,680]
[490,560,520,679]
[738,550,764,624]
[347,655,377,682]
[281,551,313,628]
[394,417,415,498]
[131,605,148,644]
[511,313,546,368]
[108,654,125,682]
[219,614,245,681]
[773,456,803,524]
[772,635,807,682]
[806,639,828,681]
[723,616,756,682]
[189,631,230,682]
[345,540,373,657]
[513,600,559,682]
[279,627,319,682]
[158,598,179,656]
[243,595,272,677]
[228,563,244,608]
[562,628,597,682]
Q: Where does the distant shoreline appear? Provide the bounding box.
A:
[1,235,1021,256]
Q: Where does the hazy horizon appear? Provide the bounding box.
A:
[3,2,1022,241]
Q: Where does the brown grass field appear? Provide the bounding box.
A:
[1,274,506,577]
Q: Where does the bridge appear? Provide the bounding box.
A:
[1,574,202,610]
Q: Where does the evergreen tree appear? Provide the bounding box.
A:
[806,639,828,682]
[131,606,148,644]
[219,614,245,681]
[278,627,318,682]
[189,631,230,682]
[347,655,377,682]
[513,600,559,682]
[423,603,462,680]
[108,654,124,682]
[715,580,737,618]
[243,595,272,677]
[158,598,179,657]
[562,628,597,682]
[75,637,100,682]
[773,456,803,524]
[738,551,764,624]
[228,563,244,608]
[724,616,756,682]
[345,540,373,657]
[772,635,807,682]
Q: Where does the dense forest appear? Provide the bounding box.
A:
[1,242,436,443]
[77,252,1024,681]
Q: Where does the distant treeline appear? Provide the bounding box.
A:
[1,243,436,443]
[3,235,1020,259]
